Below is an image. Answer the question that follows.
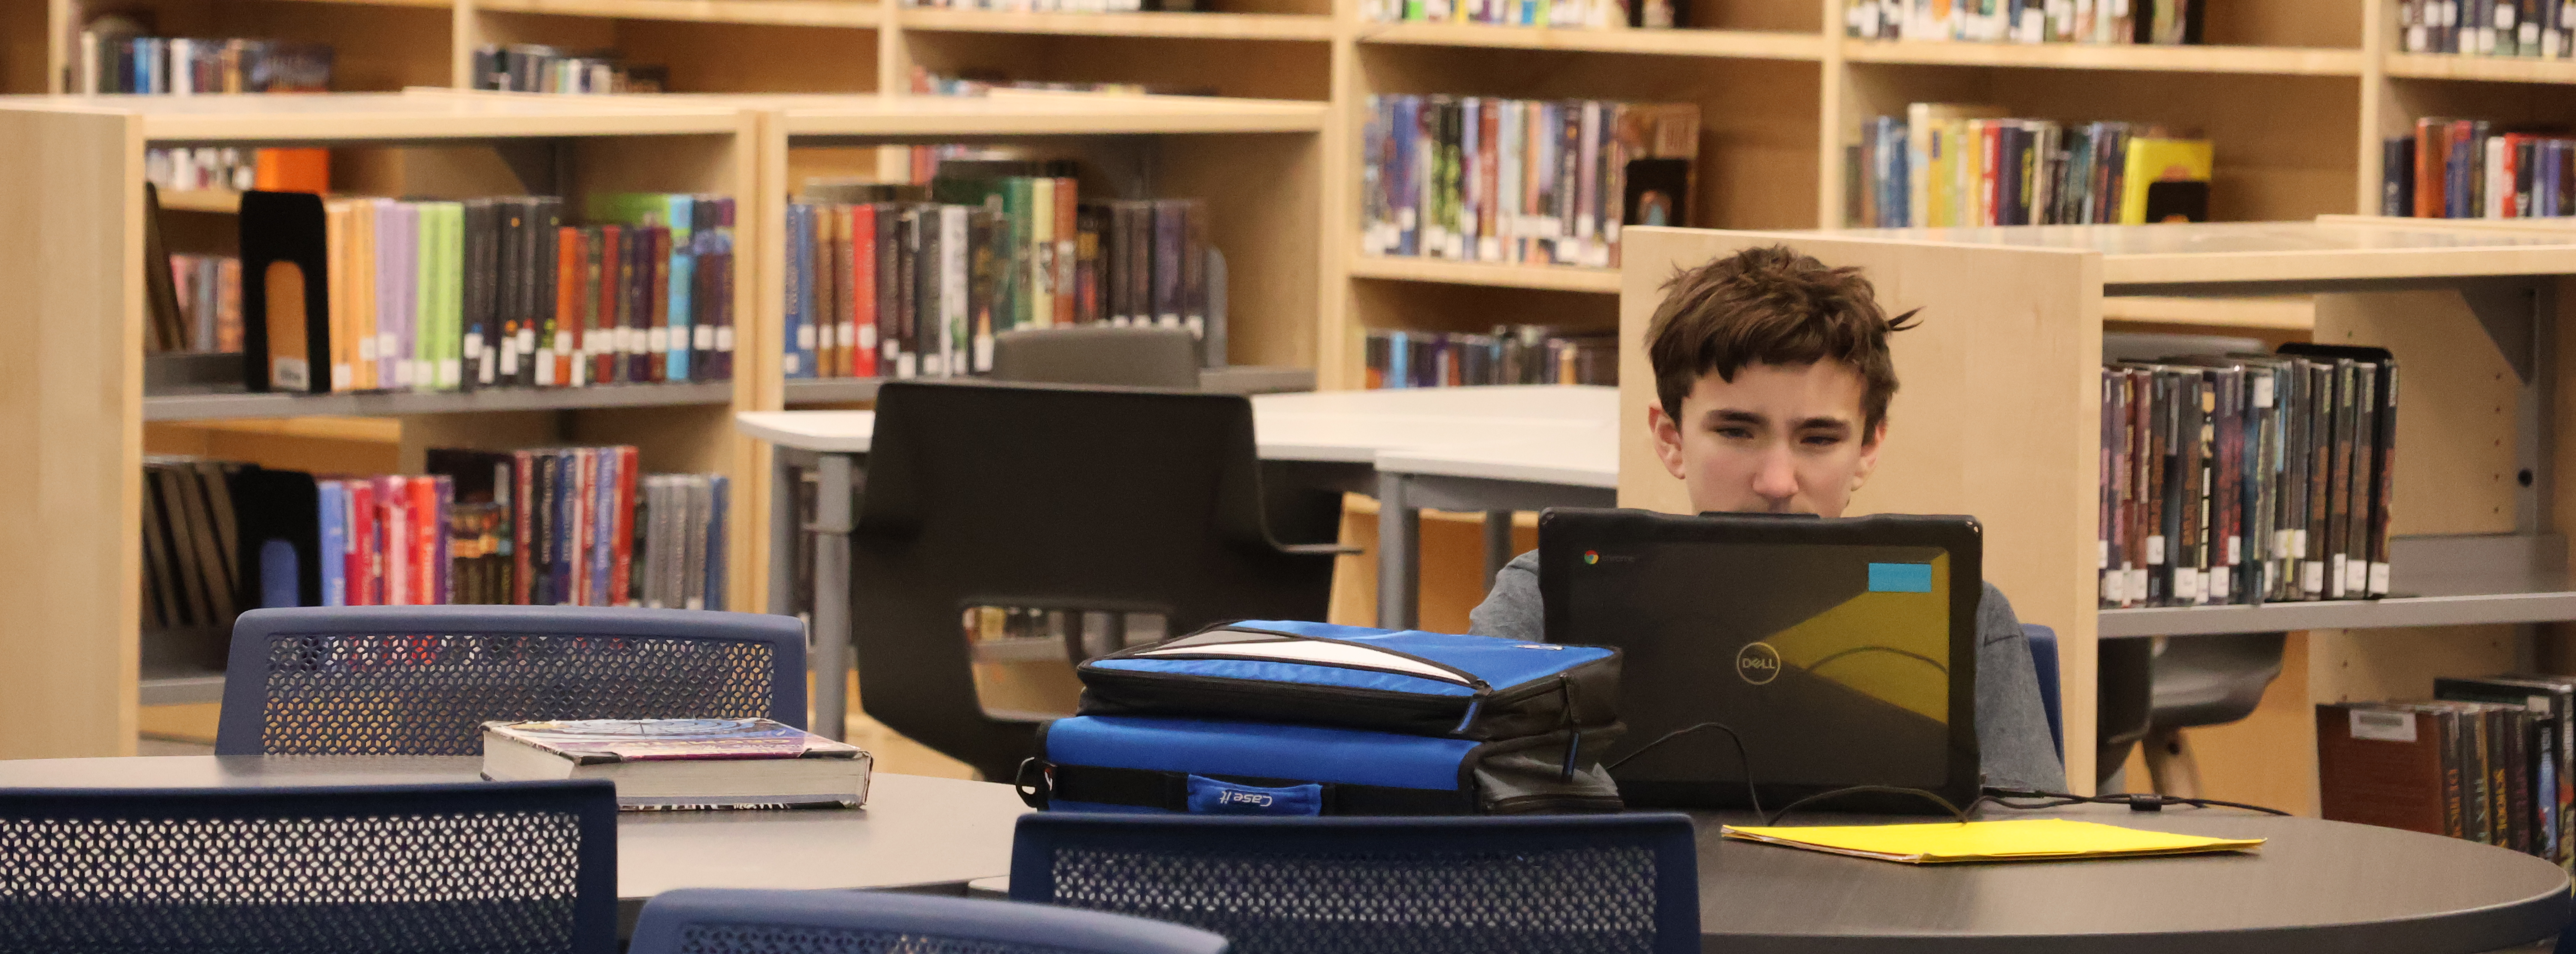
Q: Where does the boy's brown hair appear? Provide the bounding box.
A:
[1645,244,1917,440]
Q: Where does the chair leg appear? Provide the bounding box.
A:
[2141,726,2203,799]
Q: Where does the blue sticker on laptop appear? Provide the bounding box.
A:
[1186,775,1324,815]
[1868,562,1933,593]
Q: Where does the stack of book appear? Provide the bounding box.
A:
[1363,326,1616,389]
[2320,675,2576,870]
[2380,120,2576,219]
[1360,96,1700,270]
[784,170,1215,380]
[165,254,243,354]
[1850,106,2213,227]
[2098,346,2399,609]
[470,45,668,94]
[2398,0,2573,56]
[1844,0,2202,43]
[142,457,253,633]
[76,34,332,94]
[236,191,735,395]
[147,147,331,194]
[909,69,1198,97]
[1361,0,1686,29]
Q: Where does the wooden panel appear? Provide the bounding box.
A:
[3,0,48,92]
[144,421,404,475]
[209,0,455,91]
[1838,65,2360,225]
[1326,493,1537,632]
[2126,631,2322,815]
[0,109,140,758]
[2202,0,2362,48]
[1153,131,1321,368]
[1350,276,1616,334]
[617,19,878,93]
[2315,289,2520,537]
[902,32,1330,100]
[1618,226,2105,789]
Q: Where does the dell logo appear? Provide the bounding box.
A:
[1218,790,1274,808]
[1735,642,1782,686]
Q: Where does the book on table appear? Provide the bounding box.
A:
[482,718,871,809]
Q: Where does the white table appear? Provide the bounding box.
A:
[734,385,1620,738]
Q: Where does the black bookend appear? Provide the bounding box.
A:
[238,190,332,394]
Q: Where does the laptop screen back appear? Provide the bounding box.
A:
[1539,509,1981,811]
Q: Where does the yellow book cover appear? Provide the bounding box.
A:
[2119,138,2214,225]
[1906,103,2005,227]
[1721,818,2263,864]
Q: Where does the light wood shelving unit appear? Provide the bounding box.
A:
[0,90,760,758]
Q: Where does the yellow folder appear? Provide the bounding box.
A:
[1720,818,2264,864]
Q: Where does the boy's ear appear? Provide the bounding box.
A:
[1852,416,1889,490]
[1648,401,1689,480]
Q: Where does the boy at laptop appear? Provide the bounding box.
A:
[1469,245,2068,793]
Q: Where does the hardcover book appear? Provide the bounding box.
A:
[482,717,871,808]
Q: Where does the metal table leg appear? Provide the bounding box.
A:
[1376,471,1419,629]
[1482,510,1515,594]
[767,446,794,618]
[811,453,855,741]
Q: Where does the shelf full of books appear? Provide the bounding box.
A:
[1842,0,2206,44]
[2381,118,2576,218]
[1359,94,1699,273]
[2321,676,2576,871]
[1849,105,2214,227]
[2398,0,2576,58]
[2096,346,2399,614]
[1363,324,1612,388]
[784,167,1218,382]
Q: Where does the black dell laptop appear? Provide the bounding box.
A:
[1538,508,1982,813]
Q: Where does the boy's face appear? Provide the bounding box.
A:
[1646,361,1886,518]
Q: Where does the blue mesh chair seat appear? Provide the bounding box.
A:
[1010,814,1700,954]
[630,887,1230,954]
[216,605,808,755]
[0,780,617,953]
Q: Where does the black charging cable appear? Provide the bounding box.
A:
[1981,786,2291,817]
[1607,721,1764,820]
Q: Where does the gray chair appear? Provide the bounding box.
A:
[990,326,1200,390]
[2098,632,2287,795]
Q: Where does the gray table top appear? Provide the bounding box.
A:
[0,757,1029,914]
[1692,804,2570,954]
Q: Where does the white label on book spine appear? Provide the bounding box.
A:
[2128,568,2147,600]
[331,364,350,392]
[798,325,816,349]
[439,360,459,389]
[2097,540,2108,569]
[2179,568,2205,603]
[648,328,669,353]
[2328,554,2348,597]
[2102,572,2120,602]
[535,352,555,387]
[2501,4,2518,26]
[2346,558,2368,593]
[898,354,917,379]
[2409,24,2430,49]
[2275,529,2294,555]
[394,360,413,388]
[2253,374,2275,408]
[694,325,714,349]
[923,354,945,377]
[359,336,379,362]
[716,327,733,352]
[787,354,802,374]
[516,328,536,359]
[464,333,483,361]
[2304,562,2326,594]
[2146,535,2166,565]
[974,336,994,373]
[554,331,572,356]
[2209,565,2231,599]
[859,325,878,350]
[2524,22,2541,44]
[2370,562,2392,595]
[1187,316,1206,340]
[2350,708,2418,744]
[499,346,517,377]
[2227,535,2242,565]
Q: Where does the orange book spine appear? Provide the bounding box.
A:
[611,445,638,606]
[556,226,582,386]
[1054,177,1076,326]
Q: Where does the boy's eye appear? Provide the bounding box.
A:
[1715,426,1754,439]
[1800,433,1843,447]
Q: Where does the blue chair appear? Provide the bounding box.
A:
[631,888,1230,954]
[2024,623,2064,762]
[1010,813,1701,954]
[216,605,807,755]
[0,779,617,953]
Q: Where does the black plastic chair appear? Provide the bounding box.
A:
[0,779,618,954]
[1010,813,1701,954]
[215,605,808,755]
[852,380,1340,781]
[991,326,1201,390]
[631,887,1229,954]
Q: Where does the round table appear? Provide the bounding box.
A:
[0,756,1031,934]
[1691,805,2572,954]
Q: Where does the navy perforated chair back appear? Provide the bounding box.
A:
[0,780,617,954]
[631,887,1230,954]
[1009,813,1701,954]
[216,605,808,755]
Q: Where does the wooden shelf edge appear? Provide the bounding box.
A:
[1842,38,2365,75]
[1348,253,1621,292]
[2386,52,2576,83]
[143,382,737,421]
[155,189,243,213]
[2101,295,2316,331]
[1353,22,1825,59]
[897,7,1333,39]
[264,0,453,10]
[477,0,884,26]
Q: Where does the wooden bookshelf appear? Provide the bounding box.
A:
[1621,219,2576,796]
[898,8,1333,39]
[0,90,759,759]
